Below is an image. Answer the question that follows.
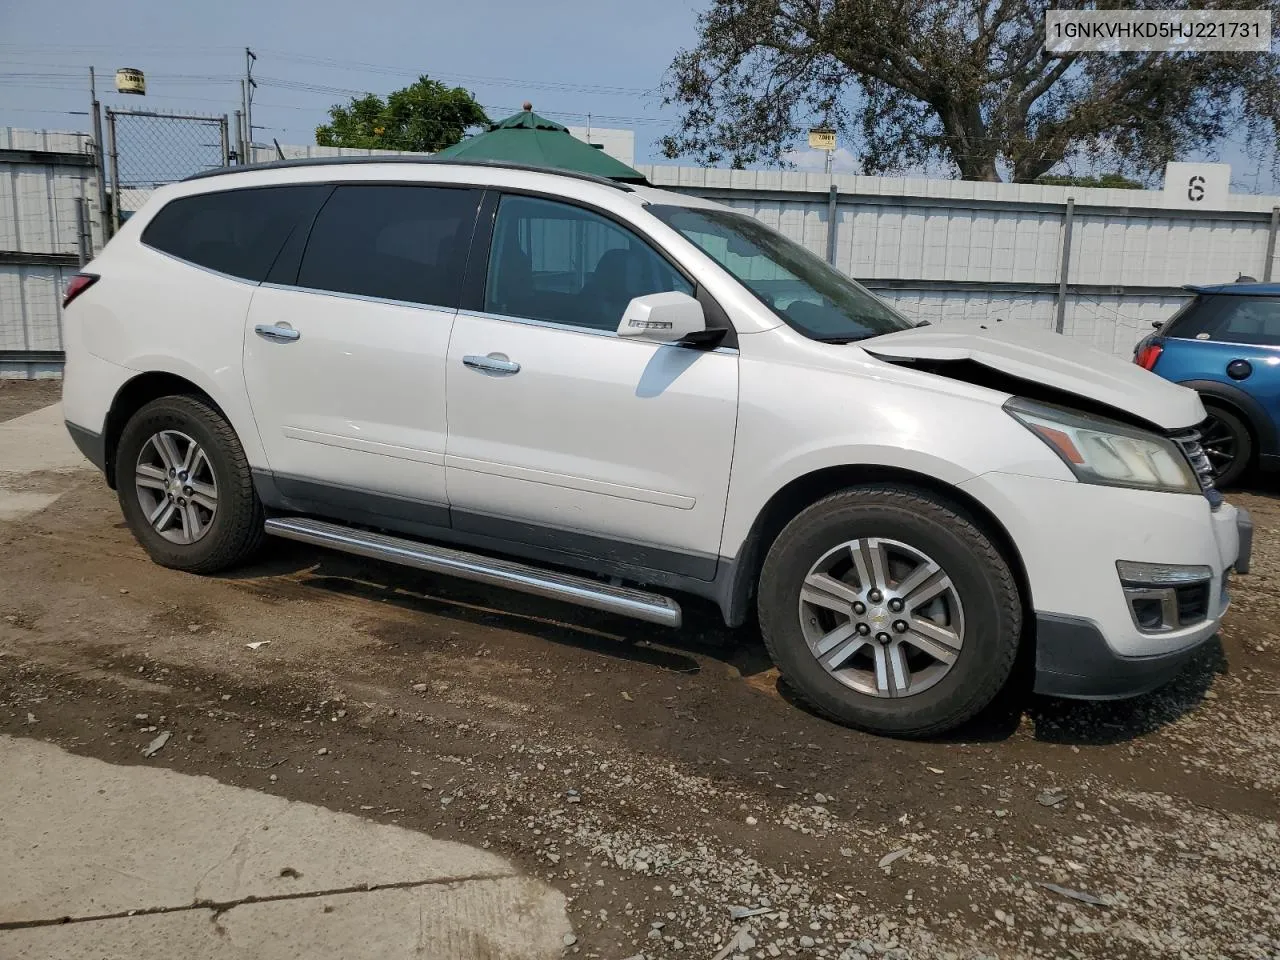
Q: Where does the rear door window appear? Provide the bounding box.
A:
[296,185,481,309]
[141,185,329,282]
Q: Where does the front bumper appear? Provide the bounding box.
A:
[1033,613,1213,699]
[960,472,1249,700]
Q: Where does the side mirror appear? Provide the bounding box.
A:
[616,291,705,344]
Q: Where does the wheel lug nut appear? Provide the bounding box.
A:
[856,623,871,636]
[852,601,866,615]
[868,589,883,603]
[893,620,908,633]
[168,468,176,477]
[177,498,186,506]
[183,486,192,495]
[888,598,903,612]
[876,632,891,644]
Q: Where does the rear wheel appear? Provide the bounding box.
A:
[1200,404,1252,488]
[757,486,1021,738]
[115,395,265,573]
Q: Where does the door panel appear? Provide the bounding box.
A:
[445,313,738,573]
[243,285,455,503]
[241,184,480,510]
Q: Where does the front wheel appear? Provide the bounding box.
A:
[757,486,1022,738]
[115,395,265,573]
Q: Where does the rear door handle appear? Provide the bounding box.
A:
[463,353,520,376]
[255,323,301,343]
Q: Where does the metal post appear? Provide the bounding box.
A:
[219,116,230,167]
[89,67,109,243]
[244,48,256,157]
[234,109,244,164]
[1264,205,1279,282]
[240,79,249,161]
[74,194,90,266]
[106,109,122,234]
[1054,198,1076,334]
[826,184,839,266]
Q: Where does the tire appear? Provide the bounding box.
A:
[114,395,265,574]
[757,485,1021,738]
[1200,403,1252,489]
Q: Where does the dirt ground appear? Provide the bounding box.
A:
[1,448,1278,958]
[0,379,61,423]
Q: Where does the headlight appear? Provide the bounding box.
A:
[1005,398,1199,494]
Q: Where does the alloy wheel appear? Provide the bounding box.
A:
[798,537,965,698]
[1199,414,1238,480]
[134,429,218,545]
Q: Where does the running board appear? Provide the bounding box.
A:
[264,516,683,628]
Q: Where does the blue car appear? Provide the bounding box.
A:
[1134,279,1280,487]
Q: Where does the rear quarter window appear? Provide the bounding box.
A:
[1164,294,1280,346]
[141,185,330,282]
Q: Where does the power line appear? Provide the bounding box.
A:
[256,49,657,97]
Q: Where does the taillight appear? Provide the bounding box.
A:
[63,272,98,308]
[1135,342,1164,371]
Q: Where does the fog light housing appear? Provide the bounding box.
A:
[1116,561,1213,633]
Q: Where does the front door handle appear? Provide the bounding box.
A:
[463,353,520,376]
[255,323,301,343]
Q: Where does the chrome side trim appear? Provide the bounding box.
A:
[256,281,460,314]
[264,516,683,628]
[455,308,740,355]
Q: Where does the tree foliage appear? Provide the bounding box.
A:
[316,76,489,152]
[1034,172,1144,189]
[661,0,1280,181]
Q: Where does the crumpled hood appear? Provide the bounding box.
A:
[863,322,1203,430]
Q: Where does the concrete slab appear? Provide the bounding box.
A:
[3,881,569,960]
[0,490,60,521]
[0,403,90,475]
[0,738,571,958]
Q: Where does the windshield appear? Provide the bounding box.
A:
[649,204,913,342]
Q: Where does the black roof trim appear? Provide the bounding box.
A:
[183,156,641,191]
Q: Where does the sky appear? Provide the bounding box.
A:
[0,0,1274,190]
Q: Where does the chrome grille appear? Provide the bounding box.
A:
[1169,424,1221,507]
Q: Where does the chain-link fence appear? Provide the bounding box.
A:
[106,109,229,231]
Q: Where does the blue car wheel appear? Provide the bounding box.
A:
[1200,404,1252,487]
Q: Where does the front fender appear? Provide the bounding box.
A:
[720,349,1073,559]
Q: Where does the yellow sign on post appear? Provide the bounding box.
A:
[808,128,836,151]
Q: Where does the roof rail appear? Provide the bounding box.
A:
[183,155,641,191]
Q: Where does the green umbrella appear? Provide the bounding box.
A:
[432,104,648,184]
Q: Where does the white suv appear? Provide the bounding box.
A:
[60,159,1250,737]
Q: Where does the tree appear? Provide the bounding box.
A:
[661,0,1280,182]
[316,76,489,153]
